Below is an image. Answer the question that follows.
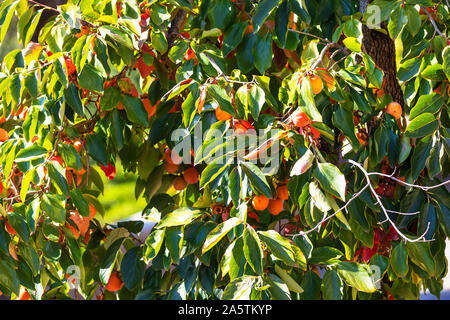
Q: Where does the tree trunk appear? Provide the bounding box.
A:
[360,0,404,108]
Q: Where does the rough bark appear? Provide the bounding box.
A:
[360,0,404,107]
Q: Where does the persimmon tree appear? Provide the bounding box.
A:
[0,0,449,300]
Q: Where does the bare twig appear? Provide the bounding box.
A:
[290,159,443,242]
[311,43,340,70]
[28,0,95,28]
[367,172,450,191]
[347,159,430,243]
[288,29,332,44]
[203,52,229,83]
[291,184,370,238]
[420,5,448,41]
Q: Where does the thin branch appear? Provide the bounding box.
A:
[288,29,332,44]
[367,172,450,191]
[328,53,350,70]
[203,52,229,83]
[386,209,420,216]
[311,43,340,70]
[28,0,95,28]
[291,184,370,238]
[347,159,430,243]
[420,5,448,41]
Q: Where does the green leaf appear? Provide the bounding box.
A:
[57,143,82,171]
[20,169,34,202]
[223,21,248,56]
[166,226,184,264]
[266,273,291,300]
[387,7,407,39]
[314,163,346,201]
[404,5,421,36]
[121,246,146,291]
[410,138,432,180]
[390,241,408,277]
[0,260,20,296]
[236,33,258,73]
[409,93,444,120]
[243,225,264,274]
[7,212,29,243]
[70,188,90,217]
[222,276,257,300]
[258,230,296,266]
[274,1,289,48]
[248,85,265,121]
[99,238,125,285]
[332,105,359,150]
[200,155,233,189]
[301,270,321,300]
[202,217,242,254]
[156,207,202,229]
[343,37,361,52]
[78,63,104,92]
[15,145,48,162]
[421,64,446,81]
[321,270,343,300]
[207,0,236,30]
[151,29,168,54]
[100,86,122,111]
[121,95,149,127]
[64,83,83,116]
[241,162,272,199]
[398,58,421,82]
[253,33,272,74]
[86,132,107,166]
[145,229,165,261]
[337,262,377,293]
[40,194,66,224]
[207,85,234,116]
[17,243,40,276]
[0,0,19,43]
[274,264,303,293]
[47,162,70,197]
[291,149,314,176]
[309,247,343,265]
[404,113,438,138]
[443,46,450,81]
[309,181,332,213]
[252,0,280,32]
[406,241,435,277]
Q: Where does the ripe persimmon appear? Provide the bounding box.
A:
[105,272,124,292]
[291,110,311,128]
[215,107,232,121]
[0,128,9,142]
[309,75,323,94]
[268,199,283,215]
[183,167,199,184]
[164,161,179,174]
[252,194,269,211]
[164,149,182,165]
[276,185,289,201]
[386,102,402,120]
[173,176,187,190]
